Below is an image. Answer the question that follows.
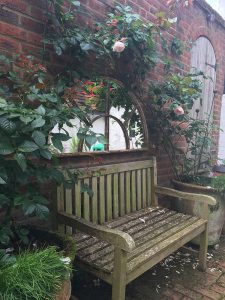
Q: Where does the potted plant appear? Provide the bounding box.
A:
[0,245,73,300]
[149,72,224,246]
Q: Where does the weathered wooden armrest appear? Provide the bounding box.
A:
[155,186,216,206]
[57,211,135,252]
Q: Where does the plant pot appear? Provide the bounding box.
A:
[55,280,71,300]
[172,179,225,246]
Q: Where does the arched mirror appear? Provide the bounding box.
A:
[51,78,148,153]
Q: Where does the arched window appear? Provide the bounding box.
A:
[52,78,148,153]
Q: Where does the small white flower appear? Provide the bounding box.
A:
[60,257,71,265]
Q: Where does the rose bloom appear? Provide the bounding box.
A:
[174,106,184,115]
[112,41,125,53]
[110,19,118,26]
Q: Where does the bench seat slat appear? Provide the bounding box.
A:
[74,209,205,275]
[76,210,176,258]
[89,214,194,269]
[127,219,206,273]
[75,207,170,251]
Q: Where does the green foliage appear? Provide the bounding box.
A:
[45,2,162,86]
[0,247,71,300]
[171,37,184,56]
[149,72,217,179]
[92,4,158,84]
[0,54,92,246]
[44,0,90,56]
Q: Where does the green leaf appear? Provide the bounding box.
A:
[0,168,7,184]
[19,115,33,124]
[31,117,45,129]
[85,135,97,147]
[14,196,24,206]
[80,42,93,51]
[81,183,94,197]
[51,135,63,152]
[0,141,14,155]
[39,149,52,160]
[0,194,9,207]
[18,141,39,153]
[52,133,70,141]
[35,105,46,115]
[0,116,16,133]
[0,97,7,107]
[14,153,27,171]
[32,131,46,147]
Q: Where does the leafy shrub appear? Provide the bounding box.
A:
[0,54,91,245]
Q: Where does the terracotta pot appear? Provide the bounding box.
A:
[172,179,225,246]
[55,280,71,300]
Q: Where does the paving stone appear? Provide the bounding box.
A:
[173,284,204,299]
[162,288,183,300]
[192,287,221,300]
[210,284,225,296]
[217,274,225,288]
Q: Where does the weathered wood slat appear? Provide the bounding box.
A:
[142,169,147,208]
[103,216,200,273]
[83,178,90,221]
[113,174,119,219]
[131,171,136,212]
[146,168,151,206]
[105,207,160,229]
[127,219,206,273]
[76,209,173,255]
[106,175,113,221]
[127,216,197,261]
[57,185,65,234]
[99,176,105,224]
[89,213,183,268]
[125,172,131,214]
[75,181,81,218]
[137,170,142,210]
[76,212,183,265]
[65,188,73,234]
[75,208,166,251]
[119,172,125,216]
[76,214,202,272]
[91,177,98,223]
[70,160,154,178]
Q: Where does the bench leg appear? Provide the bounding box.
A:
[199,225,208,271]
[112,247,127,300]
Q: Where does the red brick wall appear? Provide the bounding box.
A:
[0,0,225,184]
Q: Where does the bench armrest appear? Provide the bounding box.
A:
[57,211,135,252]
[155,186,216,206]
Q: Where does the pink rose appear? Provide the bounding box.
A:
[109,19,118,27]
[112,41,125,53]
[174,106,184,115]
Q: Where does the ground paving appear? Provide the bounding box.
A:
[71,235,225,300]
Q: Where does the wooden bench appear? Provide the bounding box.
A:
[55,158,216,300]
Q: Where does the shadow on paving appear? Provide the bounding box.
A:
[71,235,225,300]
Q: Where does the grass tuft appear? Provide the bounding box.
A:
[0,247,72,300]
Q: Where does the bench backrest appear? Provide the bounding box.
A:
[56,158,157,232]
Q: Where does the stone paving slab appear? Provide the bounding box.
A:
[71,236,225,300]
